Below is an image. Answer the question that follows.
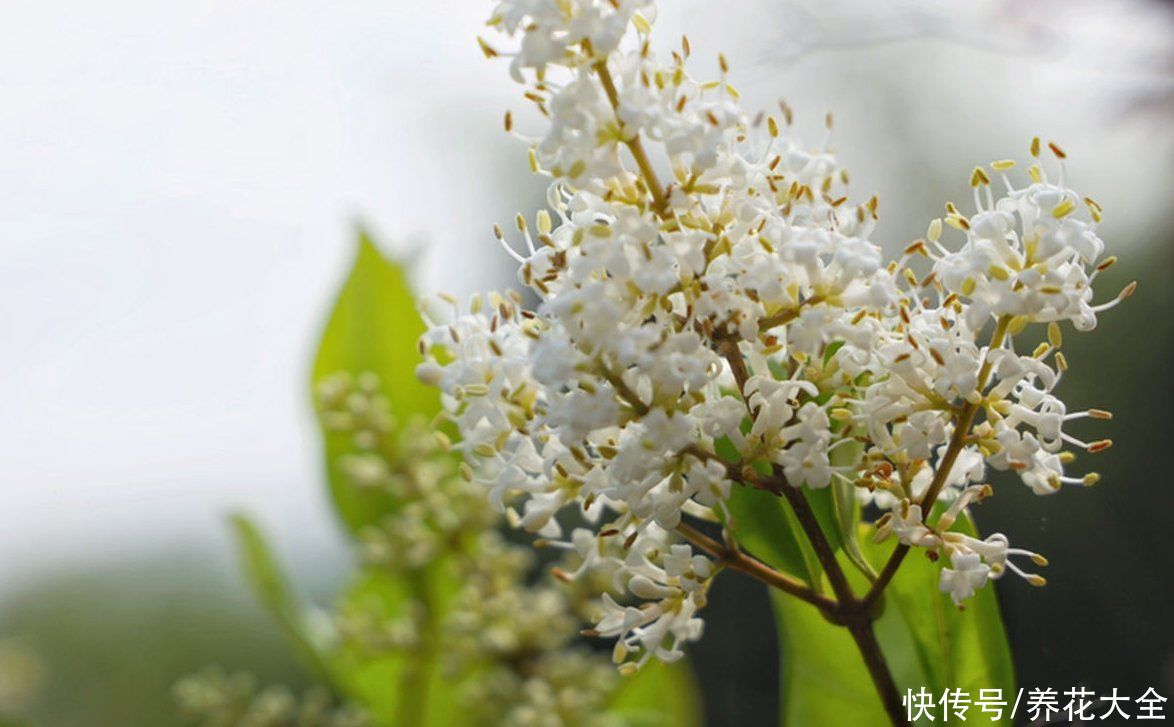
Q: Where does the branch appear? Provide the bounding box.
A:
[676,520,837,612]
[861,315,1012,610]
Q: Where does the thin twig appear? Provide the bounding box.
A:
[594,61,669,216]
[676,521,837,612]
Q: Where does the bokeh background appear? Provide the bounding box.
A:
[1,1,1171,724]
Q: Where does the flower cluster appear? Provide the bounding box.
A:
[316,372,620,725]
[174,669,370,727]
[421,0,1131,666]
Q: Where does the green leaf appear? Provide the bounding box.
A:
[774,590,887,726]
[878,515,1016,716]
[229,513,339,691]
[311,231,439,534]
[803,486,842,552]
[774,515,1015,726]
[724,485,821,587]
[608,660,703,727]
[828,440,876,580]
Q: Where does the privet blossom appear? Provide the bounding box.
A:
[419,0,1133,669]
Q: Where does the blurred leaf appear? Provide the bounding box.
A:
[774,515,1015,726]
[312,231,439,534]
[608,660,703,727]
[724,486,821,587]
[229,514,339,691]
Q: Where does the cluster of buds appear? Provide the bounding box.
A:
[419,0,1131,667]
[315,372,620,724]
[173,669,370,727]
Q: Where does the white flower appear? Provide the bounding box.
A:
[421,0,1128,660]
[939,551,991,606]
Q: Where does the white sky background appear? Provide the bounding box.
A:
[0,0,1170,595]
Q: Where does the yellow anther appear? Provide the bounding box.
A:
[1030,137,1041,157]
[991,159,1016,171]
[830,408,854,422]
[928,218,943,242]
[1047,321,1062,348]
[971,166,990,187]
[1052,199,1076,218]
[477,36,499,58]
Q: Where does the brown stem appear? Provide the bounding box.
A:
[778,482,857,603]
[758,295,824,331]
[600,363,650,416]
[676,521,836,612]
[593,61,669,216]
[846,616,909,726]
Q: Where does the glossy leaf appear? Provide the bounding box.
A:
[724,485,821,587]
[774,590,887,725]
[774,515,1015,726]
[311,231,439,534]
[878,515,1016,712]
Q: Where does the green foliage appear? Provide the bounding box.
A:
[724,486,821,587]
[218,233,704,726]
[608,661,703,727]
[311,230,439,534]
[230,514,339,691]
[773,515,1015,726]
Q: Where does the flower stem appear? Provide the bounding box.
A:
[862,315,1012,610]
[676,521,836,612]
[593,61,670,216]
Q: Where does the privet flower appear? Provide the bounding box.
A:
[421,0,1132,667]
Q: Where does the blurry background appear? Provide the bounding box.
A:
[1,1,1171,724]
